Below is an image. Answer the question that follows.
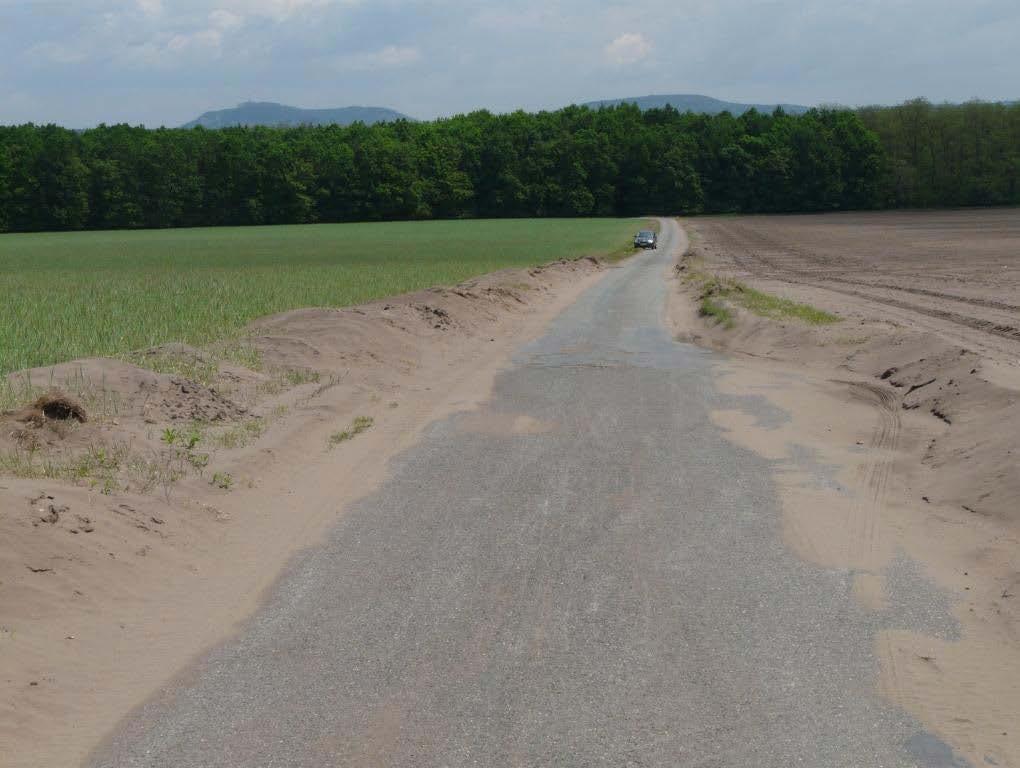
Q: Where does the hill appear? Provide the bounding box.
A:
[582,94,810,115]
[182,101,410,128]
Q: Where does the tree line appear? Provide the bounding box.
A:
[0,100,1017,233]
[859,99,1020,208]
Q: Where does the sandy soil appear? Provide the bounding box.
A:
[0,256,607,768]
[671,209,1020,768]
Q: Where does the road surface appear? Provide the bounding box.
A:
[91,220,967,767]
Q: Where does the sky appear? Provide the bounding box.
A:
[2,0,1018,127]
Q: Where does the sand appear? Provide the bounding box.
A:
[672,210,1020,768]
[0,257,607,768]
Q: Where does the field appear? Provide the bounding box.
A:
[689,208,1020,358]
[685,207,1020,526]
[681,208,1020,765]
[0,218,641,375]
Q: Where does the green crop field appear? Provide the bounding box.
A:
[1,218,643,376]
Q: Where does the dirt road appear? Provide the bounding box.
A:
[89,220,967,767]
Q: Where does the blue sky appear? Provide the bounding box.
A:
[3,0,1018,127]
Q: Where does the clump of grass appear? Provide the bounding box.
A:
[685,265,838,329]
[211,472,233,490]
[1,376,43,412]
[217,340,264,371]
[732,286,840,325]
[329,416,374,447]
[124,338,264,387]
[1,367,121,422]
[1,443,128,494]
[208,417,266,450]
[255,367,321,398]
[699,296,736,328]
[124,348,220,387]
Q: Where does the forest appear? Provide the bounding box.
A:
[0,100,1017,233]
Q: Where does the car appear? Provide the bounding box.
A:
[634,230,658,249]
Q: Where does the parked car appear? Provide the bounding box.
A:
[634,230,658,249]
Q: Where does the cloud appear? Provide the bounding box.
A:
[604,32,652,65]
[209,9,244,30]
[331,45,421,72]
[136,0,163,16]
[167,28,223,54]
[219,0,355,23]
[27,41,90,65]
[5,0,1020,127]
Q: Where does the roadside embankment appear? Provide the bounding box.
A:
[0,254,610,768]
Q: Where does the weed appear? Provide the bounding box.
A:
[699,296,736,329]
[211,472,233,490]
[161,427,180,446]
[186,452,210,471]
[732,287,839,325]
[217,340,264,372]
[329,416,374,447]
[687,268,838,329]
[255,367,322,397]
[209,417,266,450]
[125,348,220,387]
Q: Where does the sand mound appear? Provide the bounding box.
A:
[33,393,88,422]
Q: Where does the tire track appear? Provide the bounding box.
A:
[839,380,902,569]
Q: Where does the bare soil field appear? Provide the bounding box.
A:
[684,208,1020,523]
[673,208,1020,767]
[692,208,1020,352]
[0,256,606,768]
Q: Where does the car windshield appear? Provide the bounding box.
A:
[638,231,654,237]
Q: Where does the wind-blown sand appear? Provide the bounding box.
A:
[671,210,1020,768]
[0,257,606,768]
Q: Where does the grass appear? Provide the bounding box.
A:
[329,416,374,447]
[698,296,736,328]
[0,441,190,497]
[0,218,645,376]
[683,262,838,328]
[1,364,122,418]
[732,286,840,325]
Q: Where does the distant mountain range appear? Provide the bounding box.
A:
[181,101,410,128]
[581,94,811,116]
[182,94,814,129]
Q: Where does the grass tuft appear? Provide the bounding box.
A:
[731,286,839,325]
[698,296,736,328]
[329,416,374,447]
[683,262,838,329]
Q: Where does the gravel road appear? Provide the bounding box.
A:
[90,220,967,768]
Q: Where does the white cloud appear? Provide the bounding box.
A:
[27,40,90,65]
[167,28,223,53]
[209,9,244,30]
[219,0,354,23]
[604,32,652,65]
[331,44,421,71]
[136,0,163,16]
